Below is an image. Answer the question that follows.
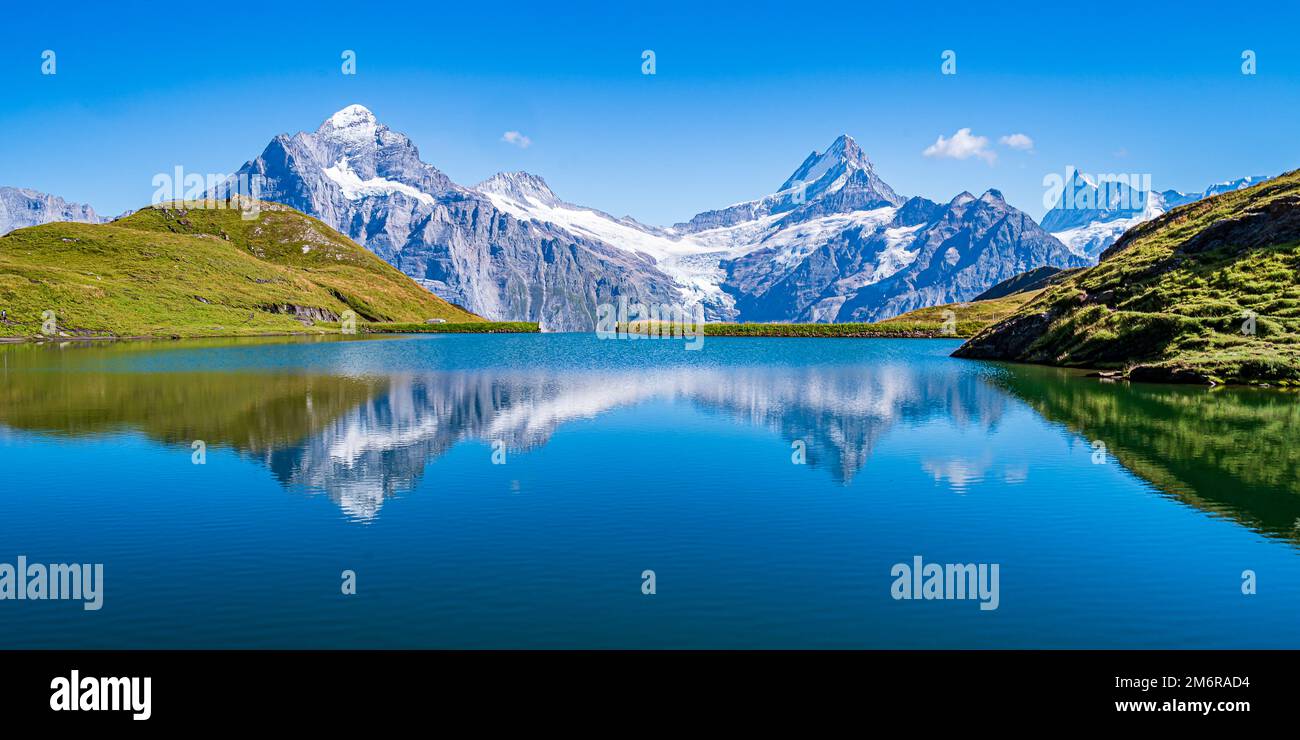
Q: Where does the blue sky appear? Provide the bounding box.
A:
[1,1,1297,223]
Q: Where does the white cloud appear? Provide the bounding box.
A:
[923,128,995,164]
[999,133,1034,151]
[501,130,532,148]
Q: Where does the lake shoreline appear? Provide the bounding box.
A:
[7,328,1280,388]
[0,321,540,345]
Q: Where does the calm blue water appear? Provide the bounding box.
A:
[1,333,1297,648]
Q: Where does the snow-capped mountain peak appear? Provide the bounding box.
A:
[309,104,435,174]
[779,134,868,191]
[258,104,457,199]
[222,105,1084,329]
[314,105,383,150]
[1201,175,1269,198]
[321,104,378,131]
[475,171,560,207]
[1046,170,1274,261]
[774,134,900,209]
[674,134,903,234]
[949,191,976,206]
[224,104,683,330]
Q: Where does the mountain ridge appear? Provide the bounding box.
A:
[955,170,1300,384]
[0,186,105,236]
[216,107,1094,326]
[10,104,1271,331]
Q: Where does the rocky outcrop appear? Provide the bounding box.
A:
[258,304,341,325]
[950,310,1055,360]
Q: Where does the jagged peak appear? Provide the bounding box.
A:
[781,134,872,190]
[1201,174,1271,198]
[311,105,389,156]
[950,191,976,205]
[475,171,559,204]
[823,133,865,162]
[320,104,377,131]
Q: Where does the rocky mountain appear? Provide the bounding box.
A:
[221,106,1087,327]
[672,134,904,233]
[0,186,103,235]
[719,188,1087,322]
[1044,170,1270,261]
[220,105,681,330]
[477,129,1085,323]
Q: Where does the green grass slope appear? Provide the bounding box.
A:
[871,290,1042,335]
[0,199,481,339]
[955,171,1300,384]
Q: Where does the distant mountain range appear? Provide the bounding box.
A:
[2,105,1272,329]
[221,106,1091,328]
[0,186,103,235]
[1043,169,1270,260]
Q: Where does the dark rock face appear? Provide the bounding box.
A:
[1126,365,1213,385]
[838,193,1087,322]
[258,304,342,324]
[950,311,1054,360]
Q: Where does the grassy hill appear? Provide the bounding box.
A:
[872,290,1042,335]
[955,171,1300,385]
[0,198,482,339]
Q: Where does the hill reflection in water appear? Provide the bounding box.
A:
[2,337,1296,547]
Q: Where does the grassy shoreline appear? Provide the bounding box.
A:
[619,291,1039,339]
[613,322,972,338]
[2,321,541,344]
[683,321,977,338]
[364,321,539,334]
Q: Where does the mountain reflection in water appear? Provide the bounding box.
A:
[0,338,1296,547]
